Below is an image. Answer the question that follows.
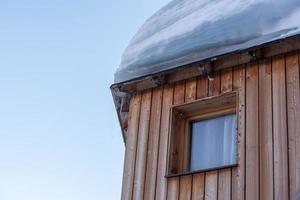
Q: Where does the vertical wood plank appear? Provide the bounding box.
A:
[218,68,233,200]
[167,81,185,200]
[258,59,273,200]
[144,88,163,200]
[121,94,142,200]
[167,177,180,200]
[184,78,197,169]
[178,78,197,200]
[192,173,205,200]
[185,78,197,102]
[286,52,300,199]
[133,90,152,200]
[179,175,192,200]
[272,55,289,200]
[205,72,221,200]
[173,81,186,172]
[221,68,233,93]
[197,76,208,99]
[173,81,186,105]
[245,62,259,200]
[232,66,246,200]
[218,168,231,200]
[194,76,208,200]
[209,71,221,97]
[156,84,174,200]
[205,171,218,200]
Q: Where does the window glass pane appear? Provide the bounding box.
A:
[190,113,237,171]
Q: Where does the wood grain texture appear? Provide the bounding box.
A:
[192,173,205,200]
[120,51,300,200]
[272,55,289,200]
[205,171,218,200]
[197,76,208,99]
[156,84,174,200]
[133,90,152,200]
[258,59,274,200]
[179,175,192,200]
[221,68,233,93]
[185,78,197,102]
[218,68,233,200]
[167,177,180,200]
[196,75,209,100]
[218,168,231,200]
[193,76,208,200]
[183,78,197,170]
[173,81,186,172]
[208,71,221,96]
[174,81,186,105]
[232,66,246,200]
[178,78,197,199]
[121,94,142,200]
[205,72,221,200]
[286,52,300,199]
[245,62,259,200]
[144,88,163,200]
[167,81,185,200]
[209,71,221,97]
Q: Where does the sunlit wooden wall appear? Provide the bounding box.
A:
[121,51,300,200]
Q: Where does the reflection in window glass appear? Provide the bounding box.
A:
[189,113,237,171]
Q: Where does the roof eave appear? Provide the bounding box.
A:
[112,34,300,144]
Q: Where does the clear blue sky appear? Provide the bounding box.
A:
[0,0,169,199]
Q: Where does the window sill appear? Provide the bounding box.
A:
[165,164,238,178]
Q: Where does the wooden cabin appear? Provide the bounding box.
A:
[111,1,300,199]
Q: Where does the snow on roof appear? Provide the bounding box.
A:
[115,0,300,83]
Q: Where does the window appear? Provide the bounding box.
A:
[189,113,237,171]
[167,92,238,176]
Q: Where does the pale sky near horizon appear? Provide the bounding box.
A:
[0,0,169,199]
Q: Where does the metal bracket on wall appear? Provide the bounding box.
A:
[198,62,213,81]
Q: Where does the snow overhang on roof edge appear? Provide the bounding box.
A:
[114,0,300,84]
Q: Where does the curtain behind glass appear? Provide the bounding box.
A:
[190,113,237,171]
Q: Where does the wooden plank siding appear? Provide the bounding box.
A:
[205,71,221,200]
[133,90,152,200]
[179,78,197,200]
[286,52,300,200]
[258,59,273,200]
[232,65,246,200]
[193,76,209,200]
[144,87,163,200]
[121,51,300,200]
[272,55,289,200]
[192,173,205,200]
[121,94,142,200]
[218,68,233,200]
[245,62,259,200]
[156,85,174,200]
[167,81,185,200]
